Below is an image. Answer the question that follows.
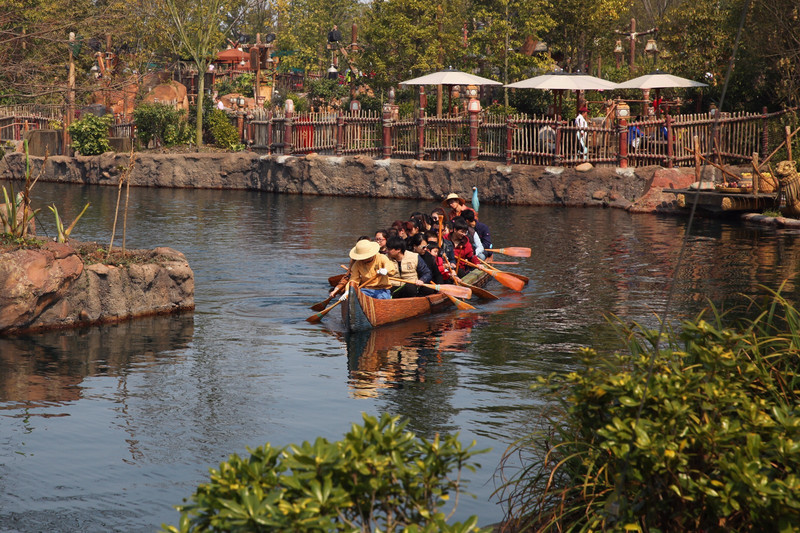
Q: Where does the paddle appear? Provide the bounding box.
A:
[455,277,499,300]
[388,277,472,299]
[478,257,530,283]
[307,275,376,323]
[310,293,336,311]
[443,292,476,310]
[486,247,531,258]
[458,258,525,291]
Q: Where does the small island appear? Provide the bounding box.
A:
[0,238,194,335]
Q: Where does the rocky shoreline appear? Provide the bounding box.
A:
[0,241,194,335]
[0,151,700,214]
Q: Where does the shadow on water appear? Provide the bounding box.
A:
[0,313,194,410]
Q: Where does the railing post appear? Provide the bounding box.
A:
[761,106,769,156]
[284,99,294,155]
[267,111,273,155]
[335,111,344,156]
[505,116,514,165]
[417,111,426,161]
[468,101,480,161]
[554,121,562,166]
[382,104,393,159]
[237,112,245,143]
[618,117,628,168]
[665,112,674,168]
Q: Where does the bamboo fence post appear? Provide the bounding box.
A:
[752,152,759,197]
[787,126,793,162]
[761,106,769,157]
[694,135,701,183]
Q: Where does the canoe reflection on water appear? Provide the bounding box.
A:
[339,315,484,399]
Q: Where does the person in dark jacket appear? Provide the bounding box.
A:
[386,236,431,298]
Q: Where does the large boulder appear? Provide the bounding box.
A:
[0,242,194,334]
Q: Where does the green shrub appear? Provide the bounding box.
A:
[133,102,192,147]
[215,73,256,98]
[162,413,486,532]
[69,113,112,155]
[206,108,243,151]
[498,291,800,532]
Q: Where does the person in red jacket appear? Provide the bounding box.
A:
[451,219,478,276]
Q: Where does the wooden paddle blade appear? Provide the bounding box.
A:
[478,256,530,284]
[445,293,476,310]
[433,283,472,299]
[306,298,344,323]
[491,270,525,291]
[487,247,531,257]
[328,273,345,287]
[310,295,334,311]
[465,283,499,300]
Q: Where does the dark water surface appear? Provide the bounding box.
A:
[2,182,800,532]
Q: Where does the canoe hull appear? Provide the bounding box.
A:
[342,269,490,332]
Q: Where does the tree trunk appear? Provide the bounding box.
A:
[195,61,206,146]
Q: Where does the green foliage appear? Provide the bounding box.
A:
[498,291,800,532]
[206,108,244,151]
[162,413,487,532]
[215,73,256,98]
[307,78,349,107]
[68,114,112,155]
[1,141,38,238]
[48,203,91,243]
[133,103,193,148]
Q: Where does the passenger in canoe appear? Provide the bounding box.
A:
[330,235,372,298]
[374,230,389,254]
[462,209,492,259]
[442,192,475,221]
[408,233,443,287]
[454,214,485,260]
[342,239,398,300]
[385,236,432,298]
[451,219,479,276]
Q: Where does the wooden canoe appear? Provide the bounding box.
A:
[341,268,490,332]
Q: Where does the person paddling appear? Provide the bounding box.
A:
[386,236,432,298]
[342,239,398,301]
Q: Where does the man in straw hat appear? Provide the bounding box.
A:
[342,239,398,300]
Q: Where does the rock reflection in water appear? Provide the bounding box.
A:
[342,315,485,399]
[0,312,194,410]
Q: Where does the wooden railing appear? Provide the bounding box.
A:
[1,104,795,168]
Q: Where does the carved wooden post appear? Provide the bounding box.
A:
[665,111,674,168]
[335,111,344,156]
[284,99,294,155]
[618,117,628,169]
[266,110,273,155]
[417,112,426,161]
[382,104,393,159]
[505,116,514,165]
[554,121,562,167]
[468,101,480,161]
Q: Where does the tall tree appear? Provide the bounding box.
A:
[359,0,468,90]
[150,0,244,145]
[468,0,554,105]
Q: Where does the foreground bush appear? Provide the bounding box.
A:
[162,413,486,532]
[498,290,800,532]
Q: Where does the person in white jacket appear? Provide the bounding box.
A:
[575,106,589,160]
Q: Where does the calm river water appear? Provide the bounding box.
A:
[2,182,799,532]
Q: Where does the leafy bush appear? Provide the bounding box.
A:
[162,413,486,532]
[68,113,112,155]
[497,291,800,532]
[215,73,256,98]
[307,78,349,107]
[133,102,192,147]
[206,108,243,151]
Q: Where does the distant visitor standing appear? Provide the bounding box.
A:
[575,106,589,160]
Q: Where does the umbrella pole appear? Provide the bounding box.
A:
[437,85,443,117]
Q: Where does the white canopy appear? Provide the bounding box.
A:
[505,72,618,91]
[400,69,502,86]
[616,70,708,89]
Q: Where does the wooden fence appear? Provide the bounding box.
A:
[1,104,795,169]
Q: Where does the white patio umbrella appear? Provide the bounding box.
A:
[505,72,619,91]
[504,72,618,117]
[616,70,708,115]
[615,70,708,90]
[399,69,502,87]
[400,69,501,117]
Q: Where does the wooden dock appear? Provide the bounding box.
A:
[665,188,779,214]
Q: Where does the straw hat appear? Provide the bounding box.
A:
[442,193,466,208]
[350,239,380,260]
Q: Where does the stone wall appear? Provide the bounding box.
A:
[0,242,194,334]
[0,152,698,213]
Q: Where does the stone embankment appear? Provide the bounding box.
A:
[0,241,194,335]
[0,151,698,213]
